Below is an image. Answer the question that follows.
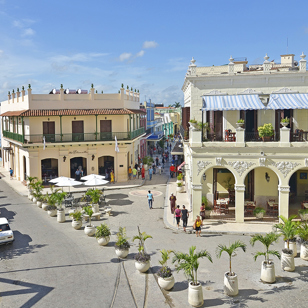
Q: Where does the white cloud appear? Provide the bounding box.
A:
[142,41,158,49]
[119,52,132,62]
[50,52,109,63]
[136,50,145,57]
[22,28,35,37]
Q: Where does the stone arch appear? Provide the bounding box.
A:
[41,158,59,182]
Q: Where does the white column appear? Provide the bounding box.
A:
[263,54,271,73]
[279,185,290,219]
[235,127,245,147]
[299,52,307,72]
[192,184,202,217]
[235,184,245,223]
[280,127,290,147]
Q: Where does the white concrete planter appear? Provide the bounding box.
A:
[158,275,175,291]
[236,122,244,128]
[299,213,308,221]
[281,251,295,272]
[115,248,129,259]
[32,197,37,203]
[28,193,33,200]
[281,122,289,127]
[37,201,42,208]
[42,203,48,211]
[204,210,211,218]
[92,204,99,213]
[188,281,203,307]
[84,225,96,236]
[300,243,308,260]
[135,260,150,273]
[72,219,82,230]
[97,236,110,246]
[57,209,66,223]
[144,164,148,171]
[176,185,184,193]
[47,209,57,217]
[261,260,275,283]
[224,272,238,296]
[105,207,112,216]
[176,179,183,185]
[284,241,297,257]
[256,212,264,219]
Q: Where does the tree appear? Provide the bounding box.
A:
[173,102,181,108]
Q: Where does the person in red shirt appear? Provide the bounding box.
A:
[169,164,175,178]
[174,205,182,229]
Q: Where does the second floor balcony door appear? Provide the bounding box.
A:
[100,120,112,141]
[43,122,55,142]
[72,121,84,142]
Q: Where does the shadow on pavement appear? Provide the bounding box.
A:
[0,206,16,221]
[108,199,134,206]
[0,231,46,260]
[110,210,129,217]
[0,277,54,308]
[203,298,225,307]
[106,193,129,199]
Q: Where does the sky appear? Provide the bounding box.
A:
[0,0,308,106]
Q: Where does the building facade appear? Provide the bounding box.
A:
[182,53,308,222]
[1,86,145,183]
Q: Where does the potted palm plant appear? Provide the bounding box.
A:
[250,232,281,283]
[216,241,247,296]
[27,176,38,200]
[115,227,130,258]
[69,210,83,230]
[32,180,43,206]
[274,215,299,271]
[95,223,111,246]
[258,123,274,141]
[202,196,211,218]
[157,249,175,290]
[253,207,266,219]
[172,246,212,307]
[86,188,102,213]
[133,227,152,273]
[55,191,67,223]
[83,205,95,236]
[297,223,308,260]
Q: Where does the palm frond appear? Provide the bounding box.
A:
[253,251,266,261]
[267,250,281,260]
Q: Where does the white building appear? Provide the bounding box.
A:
[182,52,308,222]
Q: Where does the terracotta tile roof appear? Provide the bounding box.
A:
[1,108,146,117]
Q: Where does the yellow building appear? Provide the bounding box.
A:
[1,86,145,183]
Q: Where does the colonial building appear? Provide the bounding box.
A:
[1,86,145,183]
[182,52,308,222]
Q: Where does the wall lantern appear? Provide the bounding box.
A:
[63,156,66,162]
[92,154,95,161]
[202,173,206,181]
[265,172,270,182]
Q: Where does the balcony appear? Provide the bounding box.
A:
[2,127,145,144]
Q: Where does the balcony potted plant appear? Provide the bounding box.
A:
[69,210,83,230]
[274,215,299,271]
[258,123,274,141]
[250,232,281,283]
[298,208,308,221]
[280,117,290,128]
[86,188,102,213]
[83,205,96,236]
[172,246,212,307]
[95,223,111,246]
[188,118,198,130]
[253,207,266,219]
[157,249,175,290]
[133,227,152,273]
[297,223,308,261]
[55,191,67,223]
[236,119,245,128]
[115,227,130,258]
[216,240,247,296]
[176,173,183,184]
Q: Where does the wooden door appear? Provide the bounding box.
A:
[214,111,223,141]
[213,168,218,199]
[43,122,55,142]
[72,121,84,141]
[100,120,112,140]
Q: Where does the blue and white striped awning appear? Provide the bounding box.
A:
[201,95,266,111]
[267,94,308,109]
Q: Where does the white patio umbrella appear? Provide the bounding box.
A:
[83,176,109,189]
[80,174,106,181]
[49,176,71,184]
[55,178,82,193]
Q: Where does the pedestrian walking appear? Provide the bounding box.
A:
[174,205,181,229]
[193,215,202,237]
[128,166,132,180]
[155,157,159,166]
[147,190,154,209]
[200,203,206,221]
[148,166,153,180]
[110,170,115,184]
[169,193,176,214]
[137,166,141,179]
[181,205,189,232]
[141,166,145,180]
[158,164,162,175]
[170,164,175,178]
[132,167,137,180]
[9,168,13,180]
[162,157,165,168]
